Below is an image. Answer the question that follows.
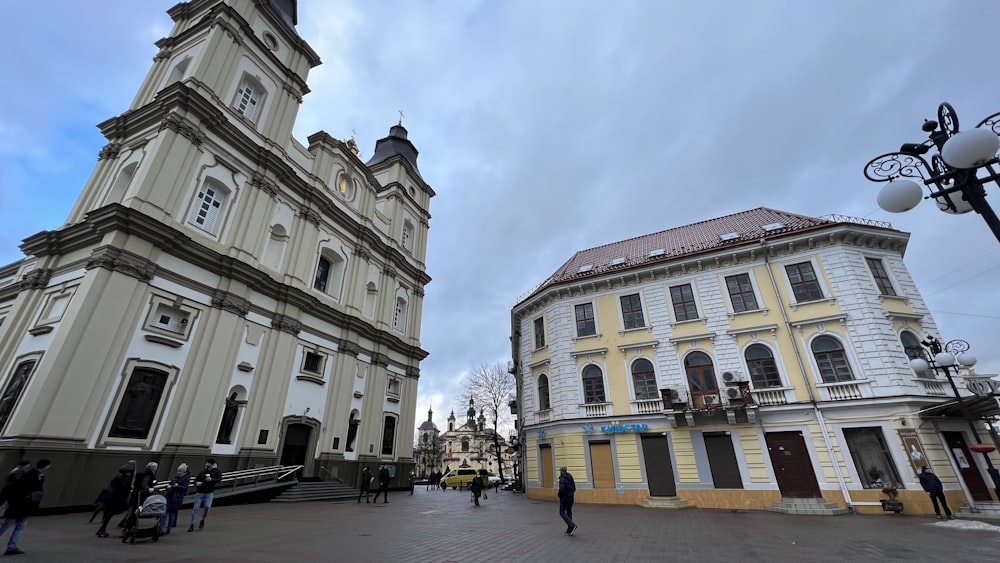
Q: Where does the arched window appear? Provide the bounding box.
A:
[631,358,657,400]
[104,162,138,205]
[685,352,718,407]
[745,344,782,388]
[393,297,408,332]
[401,219,415,252]
[363,281,378,318]
[461,437,470,452]
[233,73,266,124]
[582,365,606,404]
[812,336,854,383]
[537,374,551,410]
[262,224,288,270]
[900,331,933,378]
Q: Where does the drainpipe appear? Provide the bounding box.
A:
[761,239,853,509]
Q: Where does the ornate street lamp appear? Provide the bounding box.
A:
[906,336,1000,497]
[863,102,1000,243]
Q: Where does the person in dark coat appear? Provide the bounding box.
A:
[372,465,391,504]
[188,458,222,532]
[0,461,30,510]
[918,466,954,519]
[469,474,484,507]
[95,461,135,538]
[0,458,50,555]
[357,467,372,503]
[558,466,577,536]
[160,463,190,535]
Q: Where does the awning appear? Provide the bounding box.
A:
[916,395,1000,419]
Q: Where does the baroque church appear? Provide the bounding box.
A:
[0,0,432,508]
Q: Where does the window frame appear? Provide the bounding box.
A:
[620,292,646,330]
[582,364,607,404]
[669,283,699,322]
[393,296,408,332]
[533,317,546,349]
[233,74,266,124]
[785,261,824,303]
[900,331,934,379]
[142,295,199,341]
[537,374,551,411]
[843,426,903,489]
[811,335,855,383]
[745,344,783,388]
[630,358,658,401]
[101,359,179,449]
[724,273,759,313]
[574,302,597,338]
[381,415,397,456]
[865,257,897,297]
[186,179,230,235]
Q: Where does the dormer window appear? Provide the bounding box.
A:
[577,264,593,273]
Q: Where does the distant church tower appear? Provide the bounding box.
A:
[0,0,433,508]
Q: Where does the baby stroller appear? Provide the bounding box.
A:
[121,494,166,544]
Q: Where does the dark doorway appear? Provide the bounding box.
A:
[641,434,677,497]
[704,432,743,489]
[943,431,992,501]
[765,431,821,498]
[280,423,312,468]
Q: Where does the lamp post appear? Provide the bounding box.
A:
[906,336,1000,498]
[863,102,1000,243]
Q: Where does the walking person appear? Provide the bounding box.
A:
[0,461,30,513]
[188,458,222,532]
[469,473,484,507]
[160,463,190,535]
[919,466,954,519]
[95,461,135,538]
[372,465,390,504]
[558,466,577,536]
[0,458,50,555]
[357,467,372,503]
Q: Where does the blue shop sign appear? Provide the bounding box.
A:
[600,423,649,433]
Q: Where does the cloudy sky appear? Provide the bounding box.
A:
[3,0,1000,435]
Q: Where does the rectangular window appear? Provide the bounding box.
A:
[533,317,546,349]
[725,274,758,313]
[381,416,397,455]
[150,304,188,333]
[302,351,324,374]
[575,303,596,337]
[108,367,169,440]
[669,284,698,321]
[865,257,897,296]
[620,293,645,329]
[843,427,902,489]
[785,262,824,302]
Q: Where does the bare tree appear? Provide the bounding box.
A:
[462,361,515,482]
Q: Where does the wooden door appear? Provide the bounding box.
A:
[705,432,743,489]
[539,444,554,488]
[589,442,615,488]
[943,431,991,501]
[765,431,821,498]
[641,434,677,496]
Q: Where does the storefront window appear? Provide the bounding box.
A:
[843,427,902,489]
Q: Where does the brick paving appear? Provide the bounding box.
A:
[9,487,1000,562]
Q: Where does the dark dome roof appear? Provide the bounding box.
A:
[365,124,420,175]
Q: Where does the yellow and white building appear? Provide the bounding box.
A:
[510,208,1000,515]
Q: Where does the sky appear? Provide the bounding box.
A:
[2,0,1000,437]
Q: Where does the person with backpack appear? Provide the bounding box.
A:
[188,458,222,532]
[0,458,50,555]
[95,461,135,538]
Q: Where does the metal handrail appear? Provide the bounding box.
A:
[152,464,303,493]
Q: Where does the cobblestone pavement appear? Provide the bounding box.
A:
[11,486,1000,562]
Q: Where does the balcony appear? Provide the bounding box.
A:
[582,402,610,418]
[631,398,664,415]
[536,409,552,423]
[817,379,871,401]
[915,378,950,396]
[750,387,794,406]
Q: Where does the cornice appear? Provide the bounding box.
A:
[211,289,251,317]
[85,246,157,282]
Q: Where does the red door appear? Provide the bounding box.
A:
[765,431,821,498]
[943,431,992,501]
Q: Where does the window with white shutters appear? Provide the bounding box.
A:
[188,182,228,234]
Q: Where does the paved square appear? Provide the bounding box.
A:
[13,488,1000,562]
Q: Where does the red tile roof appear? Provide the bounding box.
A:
[522,208,899,302]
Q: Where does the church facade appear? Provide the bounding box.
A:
[0,0,432,508]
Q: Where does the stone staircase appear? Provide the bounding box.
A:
[640,496,695,509]
[271,480,360,503]
[956,501,1000,520]
[765,497,850,516]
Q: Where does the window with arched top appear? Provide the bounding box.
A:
[104,162,138,206]
[685,352,718,408]
[537,374,550,410]
[900,331,934,378]
[812,336,854,383]
[582,365,606,404]
[363,281,378,319]
[745,344,782,388]
[262,224,288,270]
[631,358,657,400]
[233,73,266,124]
[393,297,408,332]
[402,219,415,252]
